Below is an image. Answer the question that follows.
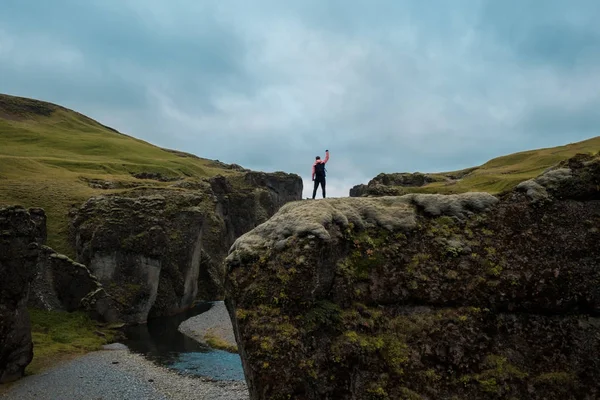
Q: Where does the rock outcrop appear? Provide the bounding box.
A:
[349,170,476,197]
[29,246,119,323]
[71,171,302,324]
[349,172,441,197]
[0,206,40,383]
[224,154,600,400]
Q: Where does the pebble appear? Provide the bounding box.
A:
[0,346,248,400]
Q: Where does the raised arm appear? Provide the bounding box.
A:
[323,150,330,164]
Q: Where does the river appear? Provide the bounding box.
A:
[122,301,245,382]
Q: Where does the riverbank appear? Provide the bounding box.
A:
[178,301,238,353]
[0,344,248,400]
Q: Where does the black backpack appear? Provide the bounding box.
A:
[315,162,326,177]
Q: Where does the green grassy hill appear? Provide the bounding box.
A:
[373,136,600,196]
[0,94,241,255]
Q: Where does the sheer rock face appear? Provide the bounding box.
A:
[0,206,40,383]
[29,245,119,323]
[0,206,121,384]
[224,154,600,400]
[70,172,302,324]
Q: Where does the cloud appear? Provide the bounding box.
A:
[1,0,599,198]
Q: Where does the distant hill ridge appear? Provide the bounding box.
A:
[0,93,260,254]
[350,135,600,197]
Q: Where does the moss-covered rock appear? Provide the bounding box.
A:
[224,154,600,399]
[71,171,302,324]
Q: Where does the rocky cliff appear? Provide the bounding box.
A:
[0,206,40,383]
[224,154,600,400]
[0,205,119,383]
[349,171,462,197]
[29,245,119,323]
[71,171,302,324]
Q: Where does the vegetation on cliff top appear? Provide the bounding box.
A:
[361,135,600,196]
[0,93,244,256]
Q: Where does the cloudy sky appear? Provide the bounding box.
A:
[1,1,599,197]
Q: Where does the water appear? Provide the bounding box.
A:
[122,302,245,381]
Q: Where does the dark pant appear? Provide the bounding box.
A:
[312,176,326,199]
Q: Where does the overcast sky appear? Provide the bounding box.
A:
[1,1,599,197]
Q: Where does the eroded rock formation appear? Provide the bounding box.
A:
[0,206,40,383]
[71,172,302,324]
[29,245,119,323]
[224,154,600,399]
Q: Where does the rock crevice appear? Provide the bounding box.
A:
[70,171,302,324]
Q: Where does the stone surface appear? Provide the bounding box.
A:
[224,154,600,399]
[70,171,302,324]
[0,206,39,383]
[29,246,119,323]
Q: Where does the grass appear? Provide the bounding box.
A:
[26,308,123,376]
[0,93,242,256]
[204,330,239,353]
[388,136,600,195]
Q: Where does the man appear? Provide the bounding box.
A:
[312,149,329,199]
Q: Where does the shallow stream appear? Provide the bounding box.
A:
[122,302,245,382]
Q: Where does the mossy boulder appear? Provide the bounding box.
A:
[70,172,302,324]
[224,154,600,400]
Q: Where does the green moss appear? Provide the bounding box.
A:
[485,246,497,256]
[340,231,389,280]
[460,354,528,393]
[533,371,577,386]
[204,332,238,353]
[398,387,424,399]
[394,232,407,241]
[26,308,121,375]
[486,263,503,277]
[304,300,341,330]
[407,253,431,274]
[444,246,461,258]
[366,385,389,399]
[421,369,441,382]
[236,308,249,320]
[436,216,455,226]
[478,378,499,393]
[381,334,409,374]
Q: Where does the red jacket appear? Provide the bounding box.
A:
[312,151,329,180]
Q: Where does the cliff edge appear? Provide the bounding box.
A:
[224,153,600,400]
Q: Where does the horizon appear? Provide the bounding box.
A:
[2,1,600,197]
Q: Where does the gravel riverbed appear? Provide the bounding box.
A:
[0,344,248,400]
[178,301,237,349]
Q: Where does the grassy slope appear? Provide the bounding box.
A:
[26,309,123,375]
[0,94,239,256]
[404,136,600,195]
